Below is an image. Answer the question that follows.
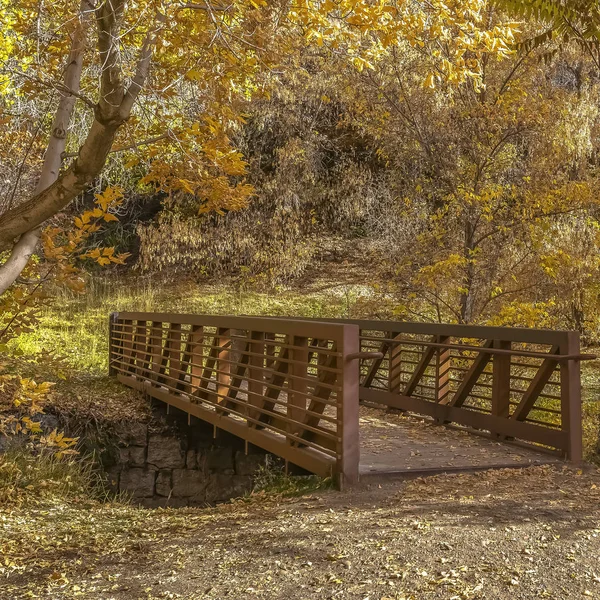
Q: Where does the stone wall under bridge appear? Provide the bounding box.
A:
[105,402,271,507]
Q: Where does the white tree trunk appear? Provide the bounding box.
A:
[0,0,93,295]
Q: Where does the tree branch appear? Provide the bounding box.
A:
[0,0,94,293]
[61,132,171,158]
[120,10,165,117]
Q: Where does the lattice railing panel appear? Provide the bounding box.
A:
[109,313,360,485]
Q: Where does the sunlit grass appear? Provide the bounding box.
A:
[9,277,353,373]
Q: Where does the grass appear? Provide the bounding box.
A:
[10,276,356,373]
[0,446,107,507]
[250,456,335,497]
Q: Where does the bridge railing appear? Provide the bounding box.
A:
[108,312,361,486]
[350,320,587,461]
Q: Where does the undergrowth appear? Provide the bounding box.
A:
[251,457,334,497]
[0,446,110,507]
[9,277,357,373]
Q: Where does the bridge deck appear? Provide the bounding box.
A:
[359,406,562,478]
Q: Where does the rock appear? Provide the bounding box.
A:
[120,468,156,498]
[206,474,252,503]
[147,435,184,469]
[235,451,266,476]
[129,446,146,467]
[207,446,233,472]
[172,469,207,498]
[114,422,148,447]
[118,447,130,464]
[186,449,197,469]
[155,470,172,497]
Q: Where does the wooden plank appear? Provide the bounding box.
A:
[222,341,251,411]
[491,340,511,419]
[256,343,290,424]
[388,334,403,393]
[168,323,182,381]
[216,328,231,403]
[133,321,149,377]
[157,323,180,384]
[195,328,228,402]
[403,337,437,397]
[446,339,494,408]
[108,313,120,376]
[301,345,338,438]
[511,345,560,421]
[288,336,308,442]
[188,326,204,393]
[121,319,135,373]
[247,331,265,423]
[435,335,451,404]
[362,340,389,388]
[176,325,203,392]
[149,322,165,383]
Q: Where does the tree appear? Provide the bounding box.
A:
[343,35,600,324]
[0,0,520,299]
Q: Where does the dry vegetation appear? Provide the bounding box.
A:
[1,465,600,599]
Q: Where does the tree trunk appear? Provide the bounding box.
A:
[0,0,93,295]
[459,217,476,324]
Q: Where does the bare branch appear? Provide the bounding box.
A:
[96,0,127,120]
[120,10,165,117]
[61,132,171,159]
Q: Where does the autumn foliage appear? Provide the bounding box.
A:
[0,0,600,344]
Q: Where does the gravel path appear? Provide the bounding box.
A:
[2,465,600,599]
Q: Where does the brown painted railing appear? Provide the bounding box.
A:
[350,320,587,461]
[110,313,590,482]
[109,313,361,486]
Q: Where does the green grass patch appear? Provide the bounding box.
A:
[9,277,354,373]
[251,457,334,497]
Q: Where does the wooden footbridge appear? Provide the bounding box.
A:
[109,313,591,487]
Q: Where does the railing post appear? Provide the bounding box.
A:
[560,331,583,462]
[491,340,511,418]
[435,335,451,404]
[338,324,360,488]
[108,312,118,376]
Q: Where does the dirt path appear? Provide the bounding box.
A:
[2,465,600,599]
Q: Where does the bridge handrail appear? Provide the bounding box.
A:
[109,312,361,486]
